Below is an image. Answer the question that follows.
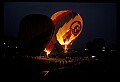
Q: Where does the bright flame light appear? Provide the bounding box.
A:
[44,48,51,58]
[63,41,69,48]
[62,41,69,53]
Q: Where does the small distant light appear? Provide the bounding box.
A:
[4,43,5,45]
[111,50,115,51]
[103,46,105,49]
[8,46,9,48]
[16,46,17,48]
[92,56,96,58]
[85,48,88,50]
[102,50,105,51]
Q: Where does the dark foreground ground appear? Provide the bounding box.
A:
[0,50,119,81]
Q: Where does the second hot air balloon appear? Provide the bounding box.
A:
[45,10,83,55]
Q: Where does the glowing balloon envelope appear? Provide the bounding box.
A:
[46,10,83,53]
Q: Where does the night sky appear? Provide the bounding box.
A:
[4,2,117,50]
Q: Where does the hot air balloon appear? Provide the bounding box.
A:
[18,14,55,56]
[46,10,83,54]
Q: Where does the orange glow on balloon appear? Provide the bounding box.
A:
[51,10,83,50]
[45,10,83,53]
